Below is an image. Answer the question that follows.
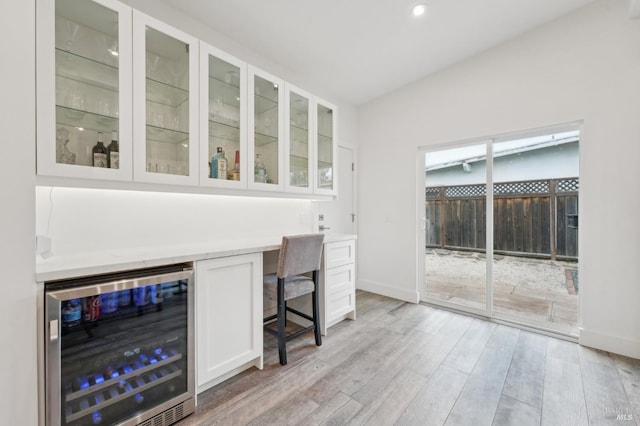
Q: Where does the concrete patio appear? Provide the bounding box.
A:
[425,249,578,335]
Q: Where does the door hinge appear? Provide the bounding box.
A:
[351,213,356,223]
[351,162,355,172]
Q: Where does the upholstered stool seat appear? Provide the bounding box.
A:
[263,274,315,300]
[264,234,324,365]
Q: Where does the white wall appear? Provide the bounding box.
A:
[0,0,38,425]
[358,0,640,358]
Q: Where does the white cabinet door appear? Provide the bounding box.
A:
[37,0,133,181]
[132,11,199,186]
[314,98,337,196]
[284,84,314,194]
[199,42,248,189]
[195,253,263,393]
[248,65,285,192]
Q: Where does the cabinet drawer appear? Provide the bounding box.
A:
[325,263,355,296]
[325,240,355,269]
[327,288,355,323]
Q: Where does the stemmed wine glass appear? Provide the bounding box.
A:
[64,20,80,52]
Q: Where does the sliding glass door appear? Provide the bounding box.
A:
[421,126,580,336]
[423,142,489,316]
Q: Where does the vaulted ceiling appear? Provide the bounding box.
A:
[156,0,606,105]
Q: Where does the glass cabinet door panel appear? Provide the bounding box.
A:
[200,44,247,188]
[37,0,132,180]
[248,66,284,191]
[285,86,312,193]
[133,12,198,185]
[315,101,337,195]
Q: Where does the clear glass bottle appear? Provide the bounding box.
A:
[92,132,108,168]
[232,150,240,180]
[210,147,228,179]
[107,130,119,169]
[254,153,266,183]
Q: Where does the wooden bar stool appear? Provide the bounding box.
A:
[263,234,324,365]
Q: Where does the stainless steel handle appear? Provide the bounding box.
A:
[319,225,331,231]
[49,319,59,342]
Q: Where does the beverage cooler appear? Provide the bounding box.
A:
[44,264,195,426]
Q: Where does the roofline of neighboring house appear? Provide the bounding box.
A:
[425,135,579,172]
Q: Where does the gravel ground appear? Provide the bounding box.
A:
[426,249,578,294]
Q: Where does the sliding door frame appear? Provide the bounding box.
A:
[417,121,582,335]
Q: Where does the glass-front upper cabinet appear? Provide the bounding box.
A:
[132,11,198,185]
[248,66,285,191]
[284,85,313,194]
[36,0,132,181]
[199,43,247,188]
[315,99,337,195]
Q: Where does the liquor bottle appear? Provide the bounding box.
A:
[254,154,266,183]
[210,147,228,179]
[107,130,119,169]
[232,150,240,180]
[92,132,108,168]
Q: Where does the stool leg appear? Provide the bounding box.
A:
[312,270,322,346]
[277,277,287,365]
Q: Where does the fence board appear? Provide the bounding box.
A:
[425,178,577,259]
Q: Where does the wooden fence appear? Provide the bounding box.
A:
[425,178,578,260]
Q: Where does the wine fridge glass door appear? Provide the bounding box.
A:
[45,268,194,426]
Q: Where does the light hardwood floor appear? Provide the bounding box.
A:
[178,291,640,426]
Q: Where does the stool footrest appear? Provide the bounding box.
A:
[285,306,313,322]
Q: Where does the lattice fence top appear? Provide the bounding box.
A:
[494,180,549,195]
[445,184,487,197]
[557,178,579,192]
[426,178,579,199]
[425,187,441,199]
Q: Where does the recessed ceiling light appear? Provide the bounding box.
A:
[412,3,427,17]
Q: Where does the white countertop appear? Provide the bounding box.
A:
[36,233,357,282]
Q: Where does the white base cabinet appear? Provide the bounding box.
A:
[320,239,356,334]
[265,238,357,336]
[195,253,263,393]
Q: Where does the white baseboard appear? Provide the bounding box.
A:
[579,328,640,359]
[357,279,419,303]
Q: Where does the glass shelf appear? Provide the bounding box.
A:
[56,48,118,92]
[209,119,240,144]
[56,105,118,133]
[290,137,309,158]
[146,124,189,145]
[318,133,333,145]
[289,154,309,165]
[209,57,240,88]
[255,131,278,146]
[146,77,189,108]
[254,93,278,115]
[209,77,240,108]
[290,123,309,135]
